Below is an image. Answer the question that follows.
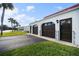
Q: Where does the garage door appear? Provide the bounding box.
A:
[33,25,38,34]
[60,18,72,42]
[42,22,55,38]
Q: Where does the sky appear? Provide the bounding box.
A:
[0,3,76,27]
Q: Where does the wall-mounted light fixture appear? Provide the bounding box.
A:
[56,20,59,23]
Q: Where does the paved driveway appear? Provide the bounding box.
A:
[0,35,46,51]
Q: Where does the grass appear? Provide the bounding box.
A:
[0,41,79,56]
[0,31,27,37]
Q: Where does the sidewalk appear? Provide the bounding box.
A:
[29,34,78,48]
[0,30,12,33]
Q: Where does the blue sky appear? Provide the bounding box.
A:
[0,3,76,26]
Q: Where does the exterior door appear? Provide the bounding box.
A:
[33,25,38,34]
[42,22,55,38]
[60,18,72,42]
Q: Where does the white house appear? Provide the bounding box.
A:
[29,4,79,46]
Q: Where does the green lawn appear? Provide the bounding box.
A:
[0,31,27,37]
[0,41,79,56]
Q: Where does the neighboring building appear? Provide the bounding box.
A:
[18,26,24,31]
[24,26,30,32]
[29,4,79,45]
[18,26,30,32]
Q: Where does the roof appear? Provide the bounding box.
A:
[30,4,79,25]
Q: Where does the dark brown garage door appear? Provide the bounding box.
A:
[42,22,55,38]
[33,25,38,34]
[60,18,72,42]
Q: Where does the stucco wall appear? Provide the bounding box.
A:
[30,9,79,45]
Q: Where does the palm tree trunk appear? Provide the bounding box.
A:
[1,8,5,36]
[11,22,13,32]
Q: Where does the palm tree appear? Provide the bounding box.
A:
[15,21,20,31]
[13,19,17,30]
[15,21,19,27]
[8,18,14,32]
[8,18,20,31]
[0,3,14,36]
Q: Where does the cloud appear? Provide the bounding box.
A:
[5,7,18,16]
[14,14,38,26]
[0,6,37,26]
[26,6,35,12]
[56,6,64,11]
[0,7,18,16]
[0,7,19,26]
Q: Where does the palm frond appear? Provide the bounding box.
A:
[7,3,14,10]
[1,3,14,10]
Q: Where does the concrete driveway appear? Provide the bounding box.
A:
[0,35,46,51]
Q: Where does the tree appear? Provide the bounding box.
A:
[15,21,20,31]
[8,18,20,31]
[8,18,14,32]
[15,21,19,27]
[12,19,17,30]
[13,20,20,31]
[0,25,9,30]
[0,3,14,36]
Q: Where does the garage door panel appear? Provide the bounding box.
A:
[42,22,55,38]
[60,18,72,42]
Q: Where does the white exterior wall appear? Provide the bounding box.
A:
[30,9,79,45]
[72,10,79,45]
[30,25,33,34]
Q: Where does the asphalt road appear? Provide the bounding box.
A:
[0,35,46,51]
